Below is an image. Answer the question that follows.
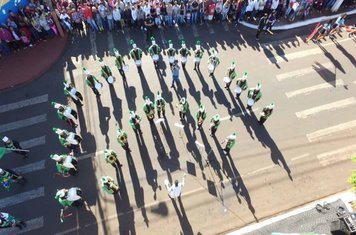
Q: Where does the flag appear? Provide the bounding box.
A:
[0,147,7,160]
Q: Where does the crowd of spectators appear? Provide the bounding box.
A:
[0,0,355,56]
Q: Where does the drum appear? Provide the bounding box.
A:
[223,77,231,84]
[68,188,81,201]
[234,86,242,94]
[67,132,78,145]
[208,64,214,73]
[247,98,255,107]
[194,57,201,63]
[123,64,129,72]
[153,54,159,61]
[135,60,142,66]
[107,76,115,84]
[94,81,102,90]
[169,56,175,64]
[181,57,187,64]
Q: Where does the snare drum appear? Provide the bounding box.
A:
[107,76,115,84]
[223,77,231,84]
[153,54,159,61]
[169,56,175,64]
[181,57,187,64]
[247,98,255,107]
[94,81,102,90]
[123,64,129,72]
[234,86,242,94]
[208,64,214,73]
[135,60,142,66]
[194,57,201,63]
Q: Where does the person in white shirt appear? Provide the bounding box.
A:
[113,5,122,31]
[131,5,138,26]
[164,174,186,199]
[143,1,151,17]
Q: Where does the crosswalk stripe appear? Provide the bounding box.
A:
[317,144,356,166]
[276,62,334,81]
[13,160,46,175]
[307,120,356,142]
[20,136,46,149]
[192,24,199,37]
[220,108,259,121]
[0,216,44,235]
[268,48,321,64]
[0,187,45,209]
[0,95,48,113]
[295,97,356,119]
[285,79,344,99]
[0,114,47,133]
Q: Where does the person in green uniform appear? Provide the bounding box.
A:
[193,40,204,71]
[117,128,130,151]
[53,128,82,149]
[259,103,274,125]
[99,58,115,85]
[177,97,189,121]
[234,72,248,99]
[129,40,143,69]
[63,80,83,105]
[113,48,126,79]
[224,61,237,89]
[104,149,122,168]
[0,212,26,229]
[166,40,176,69]
[143,96,155,121]
[148,37,161,68]
[50,153,78,176]
[209,114,220,137]
[83,68,102,96]
[208,48,220,77]
[196,104,207,130]
[247,83,262,110]
[223,132,236,154]
[129,110,143,134]
[2,136,28,158]
[51,101,78,127]
[155,91,166,118]
[101,176,119,195]
[178,40,191,68]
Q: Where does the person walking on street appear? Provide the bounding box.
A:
[83,68,102,96]
[99,58,115,85]
[193,40,204,71]
[259,103,274,125]
[129,40,143,69]
[178,40,191,69]
[117,128,130,152]
[171,60,181,88]
[113,48,127,79]
[207,48,220,77]
[143,96,155,121]
[234,72,248,98]
[247,83,262,109]
[196,104,207,130]
[0,168,25,191]
[256,13,268,40]
[51,102,78,128]
[148,37,161,68]
[63,80,83,105]
[177,97,189,122]
[164,174,186,199]
[155,91,166,118]
[224,61,237,89]
[209,114,220,137]
[104,149,122,168]
[223,132,236,154]
[100,176,119,195]
[0,212,26,230]
[1,136,28,158]
[265,11,276,35]
[166,40,176,69]
[129,110,143,134]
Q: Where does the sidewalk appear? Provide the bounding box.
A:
[227,191,356,234]
[0,34,68,91]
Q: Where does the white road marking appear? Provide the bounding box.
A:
[221,108,259,121]
[0,94,48,113]
[20,136,46,149]
[291,153,310,161]
[295,97,356,119]
[0,187,45,209]
[13,160,46,175]
[192,24,199,37]
[0,217,44,235]
[317,144,356,166]
[0,114,47,133]
[276,62,334,81]
[307,120,356,142]
[285,79,344,98]
[245,165,275,176]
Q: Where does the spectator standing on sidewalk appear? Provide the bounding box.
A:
[265,10,276,34]
[164,174,186,199]
[256,13,268,40]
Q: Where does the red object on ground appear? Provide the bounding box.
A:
[306,22,321,41]
[0,34,68,90]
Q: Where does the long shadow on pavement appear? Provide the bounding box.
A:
[155,69,175,115]
[183,68,201,106]
[171,197,194,235]
[138,68,154,100]
[196,69,216,109]
[109,85,123,129]
[121,76,137,111]
[96,97,111,148]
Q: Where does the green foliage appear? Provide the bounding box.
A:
[348,156,356,193]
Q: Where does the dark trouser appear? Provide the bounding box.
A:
[225,81,232,88]
[122,142,130,151]
[265,22,273,31]
[76,92,83,101]
[194,62,200,69]
[259,116,267,124]
[179,111,186,120]
[146,26,153,40]
[91,87,100,95]
[158,109,165,118]
[210,126,217,136]
[256,28,263,38]
[118,68,126,78]
[223,146,231,153]
[134,124,142,134]
[171,77,179,87]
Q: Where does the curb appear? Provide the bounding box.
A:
[240,9,356,30]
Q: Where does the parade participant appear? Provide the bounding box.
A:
[171,60,181,89]
[193,40,204,71]
[51,102,78,127]
[129,110,143,134]
[208,48,220,77]
[113,48,127,79]
[104,149,122,168]
[0,168,25,191]
[166,40,176,68]
[259,103,274,125]
[99,58,115,85]
[164,174,186,199]
[83,68,102,96]
[129,40,143,69]
[1,136,28,158]
[196,104,207,130]
[50,153,78,176]
[101,176,119,195]
[52,128,82,149]
[63,80,83,105]
[224,61,237,89]
[234,72,248,98]
[178,40,191,68]
[0,212,26,230]
[209,114,220,137]
[55,187,83,208]
[223,132,236,154]
[117,128,130,151]
[143,96,155,121]
[177,97,189,122]
[155,91,166,118]
[247,83,262,110]
[147,37,161,68]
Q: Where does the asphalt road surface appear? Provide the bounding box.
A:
[0,21,356,235]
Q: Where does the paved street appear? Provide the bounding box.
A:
[0,21,356,235]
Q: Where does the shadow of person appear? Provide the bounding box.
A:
[138,67,154,100]
[312,62,337,87]
[250,111,293,181]
[317,43,346,74]
[149,121,168,159]
[73,203,99,234]
[135,133,159,199]
[196,69,217,109]
[114,165,136,235]
[121,75,137,111]
[262,45,281,69]
[109,85,123,128]
[211,74,232,117]
[171,197,194,235]
[333,39,356,67]
[96,97,111,148]
[158,119,180,172]
[183,68,201,105]
[236,98,255,140]
[155,69,175,115]
[125,151,149,227]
